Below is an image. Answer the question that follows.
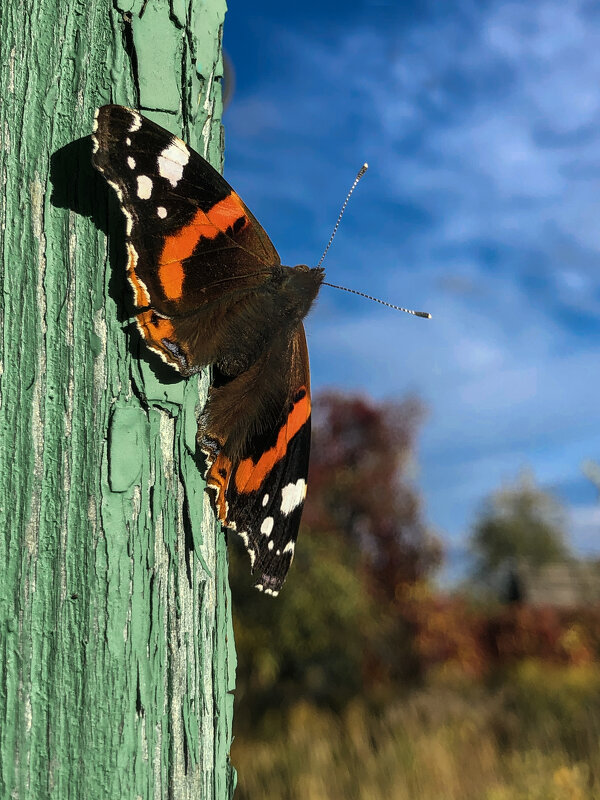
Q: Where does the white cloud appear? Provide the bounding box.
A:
[568,504,600,554]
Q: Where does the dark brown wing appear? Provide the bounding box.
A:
[203,327,312,595]
[92,104,281,374]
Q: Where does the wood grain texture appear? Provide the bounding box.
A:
[0,1,236,797]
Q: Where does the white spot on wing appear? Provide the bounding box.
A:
[126,242,138,269]
[262,494,269,507]
[128,112,142,132]
[123,207,133,236]
[91,109,100,152]
[127,156,136,169]
[126,137,131,146]
[107,179,123,202]
[268,540,274,551]
[136,175,152,199]
[239,531,256,565]
[283,541,295,556]
[158,141,189,187]
[157,206,167,219]
[260,517,274,537]
[280,479,307,515]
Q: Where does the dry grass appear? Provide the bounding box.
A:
[232,663,600,800]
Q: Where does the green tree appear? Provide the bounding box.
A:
[230,525,375,734]
[469,471,570,587]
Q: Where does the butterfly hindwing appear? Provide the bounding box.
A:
[204,329,312,595]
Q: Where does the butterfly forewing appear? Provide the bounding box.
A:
[93,106,280,313]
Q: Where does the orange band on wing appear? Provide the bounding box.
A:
[234,389,311,494]
[206,452,233,523]
[159,192,248,301]
[206,192,248,233]
[136,310,176,353]
[158,261,185,300]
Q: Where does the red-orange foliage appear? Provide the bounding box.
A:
[401,585,488,677]
[403,588,600,678]
[485,605,599,666]
[304,391,441,601]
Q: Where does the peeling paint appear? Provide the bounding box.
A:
[153,513,168,796]
[3,120,9,158]
[131,483,142,521]
[65,220,77,350]
[1,1,234,796]
[93,305,107,412]
[87,493,97,524]
[60,448,70,603]
[140,713,148,762]
[24,177,48,562]
[25,313,44,560]
[158,411,175,490]
[124,582,131,642]
[8,45,15,93]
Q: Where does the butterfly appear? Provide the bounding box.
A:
[92,105,323,596]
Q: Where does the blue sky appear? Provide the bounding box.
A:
[222,0,600,581]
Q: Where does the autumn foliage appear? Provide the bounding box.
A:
[305,391,442,599]
[403,586,600,679]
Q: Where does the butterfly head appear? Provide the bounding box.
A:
[283,264,324,319]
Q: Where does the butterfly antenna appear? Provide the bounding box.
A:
[323,282,431,318]
[317,163,369,269]
[317,162,431,319]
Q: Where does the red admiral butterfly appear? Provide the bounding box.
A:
[92,105,321,596]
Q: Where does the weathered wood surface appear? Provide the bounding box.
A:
[0,1,236,797]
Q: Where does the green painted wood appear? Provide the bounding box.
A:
[0,1,236,798]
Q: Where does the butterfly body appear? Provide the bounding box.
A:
[92,105,321,595]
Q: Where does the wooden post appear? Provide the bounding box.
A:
[0,1,236,797]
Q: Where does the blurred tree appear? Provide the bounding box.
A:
[305,391,441,601]
[469,471,571,589]
[229,525,375,733]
